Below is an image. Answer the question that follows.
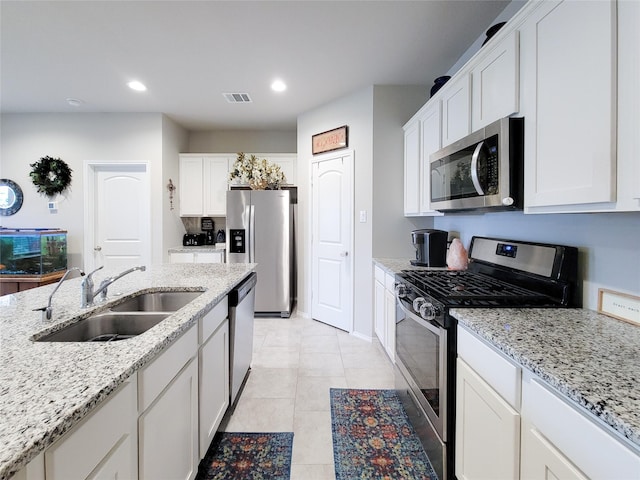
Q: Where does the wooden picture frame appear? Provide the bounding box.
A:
[312,125,348,155]
[597,288,640,326]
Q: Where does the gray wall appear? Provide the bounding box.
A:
[188,130,296,153]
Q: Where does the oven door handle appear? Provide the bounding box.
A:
[470,141,485,195]
[396,295,442,336]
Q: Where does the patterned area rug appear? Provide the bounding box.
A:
[330,388,438,480]
[198,432,293,480]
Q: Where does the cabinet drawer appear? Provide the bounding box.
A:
[45,378,137,480]
[384,272,396,291]
[522,374,640,479]
[457,326,521,410]
[138,325,197,412]
[200,296,228,344]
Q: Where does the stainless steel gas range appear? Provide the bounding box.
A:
[394,236,579,480]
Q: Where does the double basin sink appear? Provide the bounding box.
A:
[37,291,203,343]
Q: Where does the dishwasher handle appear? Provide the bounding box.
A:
[229,272,257,307]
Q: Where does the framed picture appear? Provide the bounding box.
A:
[312,125,348,155]
[598,288,640,326]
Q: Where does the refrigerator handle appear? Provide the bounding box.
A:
[249,204,255,262]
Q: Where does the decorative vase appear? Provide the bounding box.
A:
[430,76,451,97]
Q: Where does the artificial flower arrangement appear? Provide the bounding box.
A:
[228,152,286,190]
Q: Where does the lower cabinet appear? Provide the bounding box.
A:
[44,378,138,480]
[139,358,199,480]
[169,251,224,264]
[373,265,396,361]
[457,324,640,480]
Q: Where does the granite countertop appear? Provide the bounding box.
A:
[452,308,640,451]
[168,244,226,253]
[0,262,255,480]
[373,258,640,451]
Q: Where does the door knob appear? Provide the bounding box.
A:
[94,246,102,252]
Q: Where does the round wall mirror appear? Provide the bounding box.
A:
[0,179,24,216]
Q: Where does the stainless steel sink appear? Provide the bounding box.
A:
[36,312,170,342]
[110,291,203,312]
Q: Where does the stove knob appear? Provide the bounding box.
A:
[413,297,426,312]
[419,302,441,321]
[394,283,409,298]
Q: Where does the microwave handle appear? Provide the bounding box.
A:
[470,141,485,195]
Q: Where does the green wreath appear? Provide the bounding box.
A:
[29,156,73,197]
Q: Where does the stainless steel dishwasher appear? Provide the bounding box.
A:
[228,272,257,406]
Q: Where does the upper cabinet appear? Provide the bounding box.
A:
[520,0,617,211]
[440,74,471,147]
[471,30,520,131]
[179,154,231,217]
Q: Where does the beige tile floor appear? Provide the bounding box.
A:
[223,311,396,480]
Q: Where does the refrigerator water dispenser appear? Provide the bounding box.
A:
[229,229,246,253]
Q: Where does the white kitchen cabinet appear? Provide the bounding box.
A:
[471,30,519,131]
[44,378,138,480]
[138,326,199,480]
[179,155,231,217]
[440,74,471,147]
[403,118,421,215]
[374,267,386,346]
[520,0,617,210]
[261,153,297,185]
[403,102,444,216]
[169,250,224,264]
[456,327,520,480]
[198,299,230,458]
[373,265,396,362]
[521,371,640,480]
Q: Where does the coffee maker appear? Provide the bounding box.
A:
[410,229,448,267]
[201,217,215,245]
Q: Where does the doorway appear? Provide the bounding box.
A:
[310,151,354,332]
[84,163,151,272]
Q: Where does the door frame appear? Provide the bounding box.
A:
[83,161,151,272]
[309,149,355,332]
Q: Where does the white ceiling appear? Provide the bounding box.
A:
[1,0,512,131]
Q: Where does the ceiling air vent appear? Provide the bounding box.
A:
[223,92,252,103]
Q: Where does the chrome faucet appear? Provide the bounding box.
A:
[34,267,85,321]
[81,265,146,307]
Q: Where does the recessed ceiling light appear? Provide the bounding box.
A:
[271,79,287,92]
[66,98,83,107]
[127,80,147,92]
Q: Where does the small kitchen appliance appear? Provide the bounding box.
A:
[201,217,215,245]
[410,229,448,267]
[182,233,205,246]
[394,236,578,480]
[430,116,524,212]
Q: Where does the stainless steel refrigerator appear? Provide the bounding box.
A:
[226,189,296,317]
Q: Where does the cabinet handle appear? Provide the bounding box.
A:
[340,251,349,257]
[94,246,102,252]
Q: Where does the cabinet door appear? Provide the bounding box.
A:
[441,74,471,147]
[194,251,224,264]
[521,0,616,209]
[521,420,588,480]
[203,157,230,216]
[403,119,421,215]
[139,358,199,480]
[471,30,519,130]
[263,154,297,185]
[420,102,444,215]
[170,252,195,264]
[383,286,396,362]
[374,276,386,346]
[455,359,520,480]
[45,379,138,480]
[179,157,204,216]
[199,319,229,458]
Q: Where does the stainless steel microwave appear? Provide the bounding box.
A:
[429,117,524,212]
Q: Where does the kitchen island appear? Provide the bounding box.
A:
[0,262,255,480]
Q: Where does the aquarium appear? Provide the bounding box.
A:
[0,229,67,275]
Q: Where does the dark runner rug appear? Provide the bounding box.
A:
[330,388,438,480]
[198,432,293,480]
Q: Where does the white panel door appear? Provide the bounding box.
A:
[311,153,353,332]
[87,164,150,272]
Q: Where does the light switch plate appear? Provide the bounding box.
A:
[359,210,367,223]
